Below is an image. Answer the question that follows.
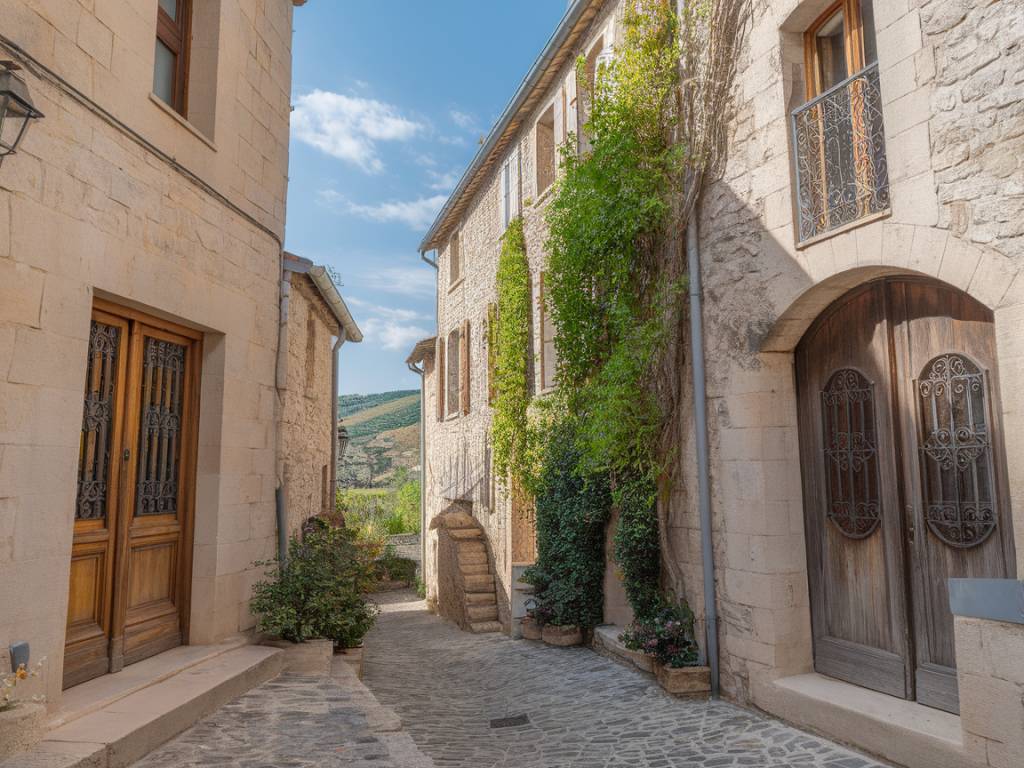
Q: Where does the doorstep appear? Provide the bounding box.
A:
[2,644,283,768]
[755,673,968,768]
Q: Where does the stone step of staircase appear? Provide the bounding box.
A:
[469,621,503,634]
[449,528,483,540]
[459,549,488,565]
[459,562,490,576]
[457,540,487,554]
[464,573,496,593]
[465,591,497,606]
[467,604,499,622]
[4,645,283,768]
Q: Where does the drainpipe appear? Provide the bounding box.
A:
[688,216,719,698]
[274,267,293,564]
[419,248,439,574]
[330,329,347,519]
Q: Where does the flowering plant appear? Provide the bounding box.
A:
[620,604,699,668]
[1,658,46,712]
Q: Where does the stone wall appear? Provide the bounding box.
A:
[0,0,298,708]
[281,275,340,533]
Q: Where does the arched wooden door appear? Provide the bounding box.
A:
[796,277,1015,714]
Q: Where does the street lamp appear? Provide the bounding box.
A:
[336,424,350,463]
[0,62,44,166]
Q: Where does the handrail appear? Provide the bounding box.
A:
[792,60,880,117]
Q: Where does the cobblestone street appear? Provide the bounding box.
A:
[362,591,892,768]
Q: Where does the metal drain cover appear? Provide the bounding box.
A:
[489,714,530,729]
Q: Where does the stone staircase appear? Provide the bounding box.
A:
[431,504,502,633]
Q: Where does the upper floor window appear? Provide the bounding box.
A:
[577,36,604,154]
[536,105,556,196]
[154,0,192,116]
[446,327,460,417]
[500,147,520,231]
[793,0,888,244]
[449,231,462,286]
[539,272,557,392]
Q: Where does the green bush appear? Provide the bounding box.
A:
[375,544,417,584]
[250,522,379,647]
[620,602,699,667]
[613,473,662,623]
[522,418,611,629]
[338,475,421,538]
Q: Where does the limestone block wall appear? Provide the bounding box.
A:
[0,0,297,708]
[661,0,1024,709]
[281,275,340,534]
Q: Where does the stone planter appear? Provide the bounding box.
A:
[263,638,333,676]
[335,644,364,679]
[621,646,656,673]
[542,624,583,647]
[655,663,711,695]
[521,616,542,641]
[0,702,46,758]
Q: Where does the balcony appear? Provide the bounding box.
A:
[792,62,890,244]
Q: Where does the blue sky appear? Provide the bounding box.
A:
[284,2,568,395]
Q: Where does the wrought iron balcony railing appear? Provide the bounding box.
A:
[792,62,890,243]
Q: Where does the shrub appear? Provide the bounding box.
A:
[522,418,611,629]
[375,544,417,584]
[250,522,378,647]
[613,473,662,623]
[620,603,699,668]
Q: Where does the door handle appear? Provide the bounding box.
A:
[123,448,130,462]
[906,505,915,544]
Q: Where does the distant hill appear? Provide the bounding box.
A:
[338,390,420,488]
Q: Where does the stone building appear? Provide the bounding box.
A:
[414,1,1024,766]
[0,0,359,730]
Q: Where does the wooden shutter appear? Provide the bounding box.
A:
[460,319,470,415]
[510,147,520,219]
[487,303,498,405]
[436,336,445,422]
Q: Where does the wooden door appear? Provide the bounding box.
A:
[797,277,1016,713]
[889,280,1016,713]
[64,303,200,689]
[796,281,912,698]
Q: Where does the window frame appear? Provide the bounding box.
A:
[535,104,556,197]
[446,326,461,419]
[538,272,557,393]
[802,0,868,101]
[448,230,462,287]
[155,0,193,116]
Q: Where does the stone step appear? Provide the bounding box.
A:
[465,591,497,606]
[463,574,496,593]
[449,528,483,540]
[459,549,488,565]
[3,645,284,768]
[457,540,486,554]
[469,621,503,634]
[460,562,490,576]
[467,604,499,622]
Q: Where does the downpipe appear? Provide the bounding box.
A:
[688,217,720,698]
[408,360,426,575]
[274,267,292,564]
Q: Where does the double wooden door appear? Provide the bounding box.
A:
[64,301,200,689]
[796,277,1016,714]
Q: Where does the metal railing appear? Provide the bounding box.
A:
[792,62,890,243]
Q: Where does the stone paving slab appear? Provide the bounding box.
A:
[361,591,895,768]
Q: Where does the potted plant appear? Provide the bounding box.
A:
[621,603,710,695]
[252,521,379,675]
[1,659,46,757]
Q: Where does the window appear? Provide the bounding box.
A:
[446,327,460,417]
[154,0,192,115]
[487,302,498,405]
[449,231,461,286]
[793,0,887,243]
[535,105,556,195]
[500,147,520,231]
[539,273,557,392]
[577,36,604,154]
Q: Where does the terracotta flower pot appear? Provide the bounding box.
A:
[521,616,542,641]
[542,623,583,647]
[655,663,711,695]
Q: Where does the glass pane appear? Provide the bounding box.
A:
[135,337,187,517]
[860,0,878,65]
[153,39,177,105]
[76,321,122,521]
[159,0,177,21]
[815,9,848,91]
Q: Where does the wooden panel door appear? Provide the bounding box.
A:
[796,281,912,698]
[64,312,130,689]
[889,279,1016,713]
[65,303,200,689]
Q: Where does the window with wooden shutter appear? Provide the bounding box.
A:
[487,303,498,405]
[501,148,521,231]
[154,0,193,116]
[436,336,445,422]
[449,231,461,286]
[446,328,460,418]
[460,319,471,415]
[539,273,557,392]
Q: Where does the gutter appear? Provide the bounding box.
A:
[687,217,720,698]
[418,0,597,251]
[308,266,364,343]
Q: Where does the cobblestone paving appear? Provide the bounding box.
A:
[131,656,431,768]
[362,591,893,768]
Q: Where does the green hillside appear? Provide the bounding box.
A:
[338,390,421,488]
[339,390,418,418]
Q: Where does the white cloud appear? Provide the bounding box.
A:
[345,194,448,230]
[357,267,436,298]
[450,109,479,131]
[427,169,460,192]
[345,297,431,351]
[291,90,423,173]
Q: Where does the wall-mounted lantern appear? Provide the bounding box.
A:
[337,424,350,463]
[0,61,44,166]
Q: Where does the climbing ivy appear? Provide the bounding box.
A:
[491,217,534,492]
